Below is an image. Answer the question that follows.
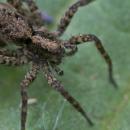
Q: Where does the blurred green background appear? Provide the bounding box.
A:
[0,0,130,130]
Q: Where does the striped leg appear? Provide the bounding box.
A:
[56,0,94,36]
[0,55,27,66]
[23,0,53,25]
[43,62,93,126]
[65,34,118,88]
[0,48,25,57]
[0,48,28,66]
[7,0,22,9]
[20,63,39,130]
[23,0,38,12]
[7,0,52,26]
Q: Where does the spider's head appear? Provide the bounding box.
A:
[31,35,65,54]
[28,35,65,65]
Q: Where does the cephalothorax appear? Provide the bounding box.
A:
[0,0,117,130]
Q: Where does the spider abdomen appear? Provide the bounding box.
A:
[0,3,32,44]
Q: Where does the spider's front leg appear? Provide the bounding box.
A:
[56,0,94,36]
[0,55,26,66]
[0,49,28,66]
[64,34,118,88]
[20,63,39,130]
[43,62,93,126]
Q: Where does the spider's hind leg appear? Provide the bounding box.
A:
[55,0,94,36]
[20,63,39,130]
[64,34,118,88]
[43,62,94,126]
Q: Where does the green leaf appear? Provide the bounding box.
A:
[0,0,130,130]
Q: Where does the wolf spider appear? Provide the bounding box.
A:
[0,0,117,130]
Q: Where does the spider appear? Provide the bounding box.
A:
[0,0,118,130]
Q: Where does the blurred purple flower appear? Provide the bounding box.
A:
[39,11,53,24]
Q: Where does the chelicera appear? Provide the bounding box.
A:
[0,0,117,130]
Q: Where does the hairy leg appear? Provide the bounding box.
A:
[56,0,94,36]
[7,0,52,26]
[24,0,53,25]
[43,62,93,126]
[7,0,22,9]
[0,48,29,66]
[23,0,38,13]
[7,0,38,23]
[0,55,28,66]
[0,55,25,66]
[0,48,25,57]
[64,34,118,88]
[20,63,39,130]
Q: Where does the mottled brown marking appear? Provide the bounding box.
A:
[0,8,32,43]
[65,34,118,88]
[20,64,39,130]
[56,0,93,36]
[7,0,49,26]
[43,62,94,126]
